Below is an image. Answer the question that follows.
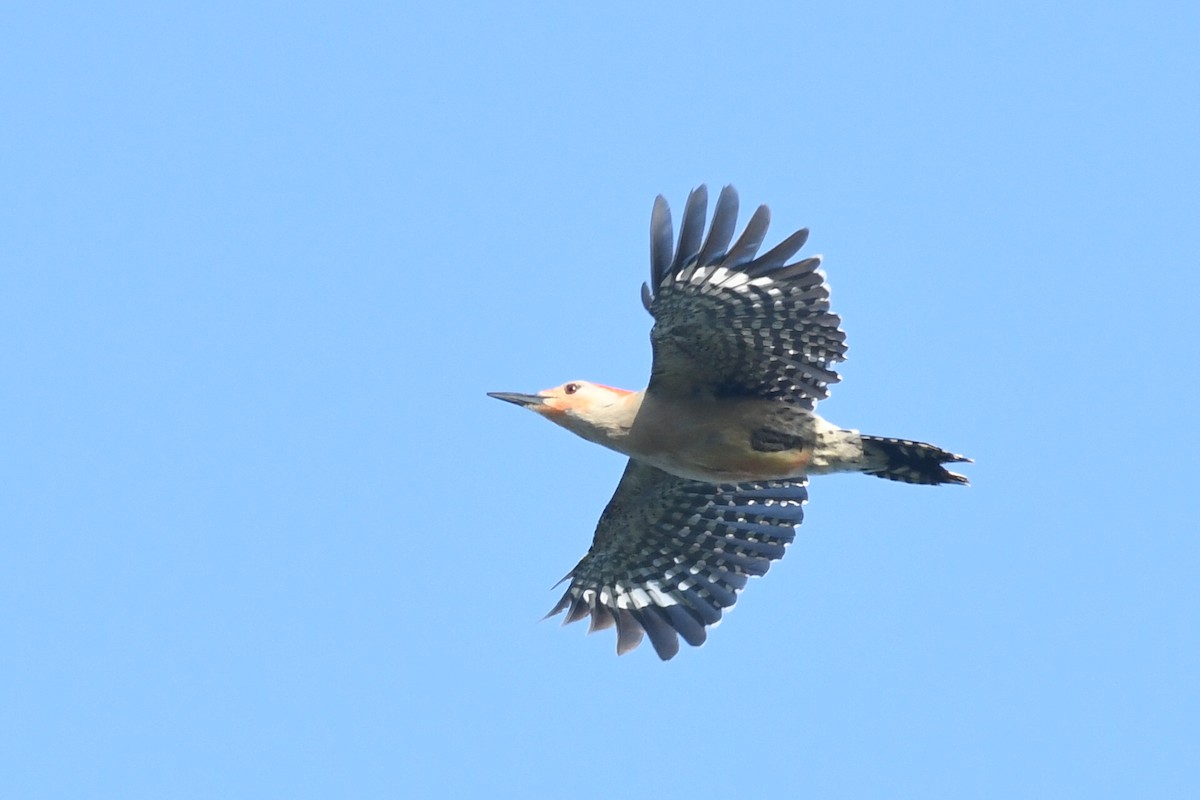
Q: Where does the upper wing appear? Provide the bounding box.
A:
[547,458,807,660]
[643,185,847,408]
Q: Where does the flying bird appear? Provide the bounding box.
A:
[489,185,969,660]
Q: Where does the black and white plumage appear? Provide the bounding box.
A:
[645,184,847,409]
[547,460,807,660]
[489,185,969,661]
[543,186,836,659]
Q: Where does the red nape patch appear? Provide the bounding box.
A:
[594,383,634,395]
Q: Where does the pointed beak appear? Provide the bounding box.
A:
[487,391,546,409]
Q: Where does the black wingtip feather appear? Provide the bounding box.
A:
[724,204,771,268]
[663,605,708,647]
[673,185,710,273]
[745,227,810,276]
[650,195,674,287]
[633,606,681,661]
[695,185,739,266]
[772,256,823,282]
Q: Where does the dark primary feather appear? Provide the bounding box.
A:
[643,184,848,408]
[694,185,739,267]
[745,227,810,276]
[724,204,771,268]
[673,186,709,273]
[547,459,807,660]
[649,195,674,288]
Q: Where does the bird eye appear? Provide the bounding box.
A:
[564,382,580,395]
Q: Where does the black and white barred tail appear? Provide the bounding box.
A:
[860,436,971,485]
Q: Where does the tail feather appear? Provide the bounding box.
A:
[861,435,971,486]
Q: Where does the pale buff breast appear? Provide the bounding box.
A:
[624,393,815,483]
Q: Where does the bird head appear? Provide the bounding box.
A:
[488,381,638,442]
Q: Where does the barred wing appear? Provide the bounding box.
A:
[644,185,847,408]
[547,459,807,660]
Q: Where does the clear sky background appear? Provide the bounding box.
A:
[3,2,1198,798]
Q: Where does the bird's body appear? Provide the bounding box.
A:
[542,387,853,483]
[490,185,969,660]
[628,391,821,484]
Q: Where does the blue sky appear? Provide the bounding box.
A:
[3,2,1198,797]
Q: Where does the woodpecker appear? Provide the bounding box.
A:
[490,185,969,660]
